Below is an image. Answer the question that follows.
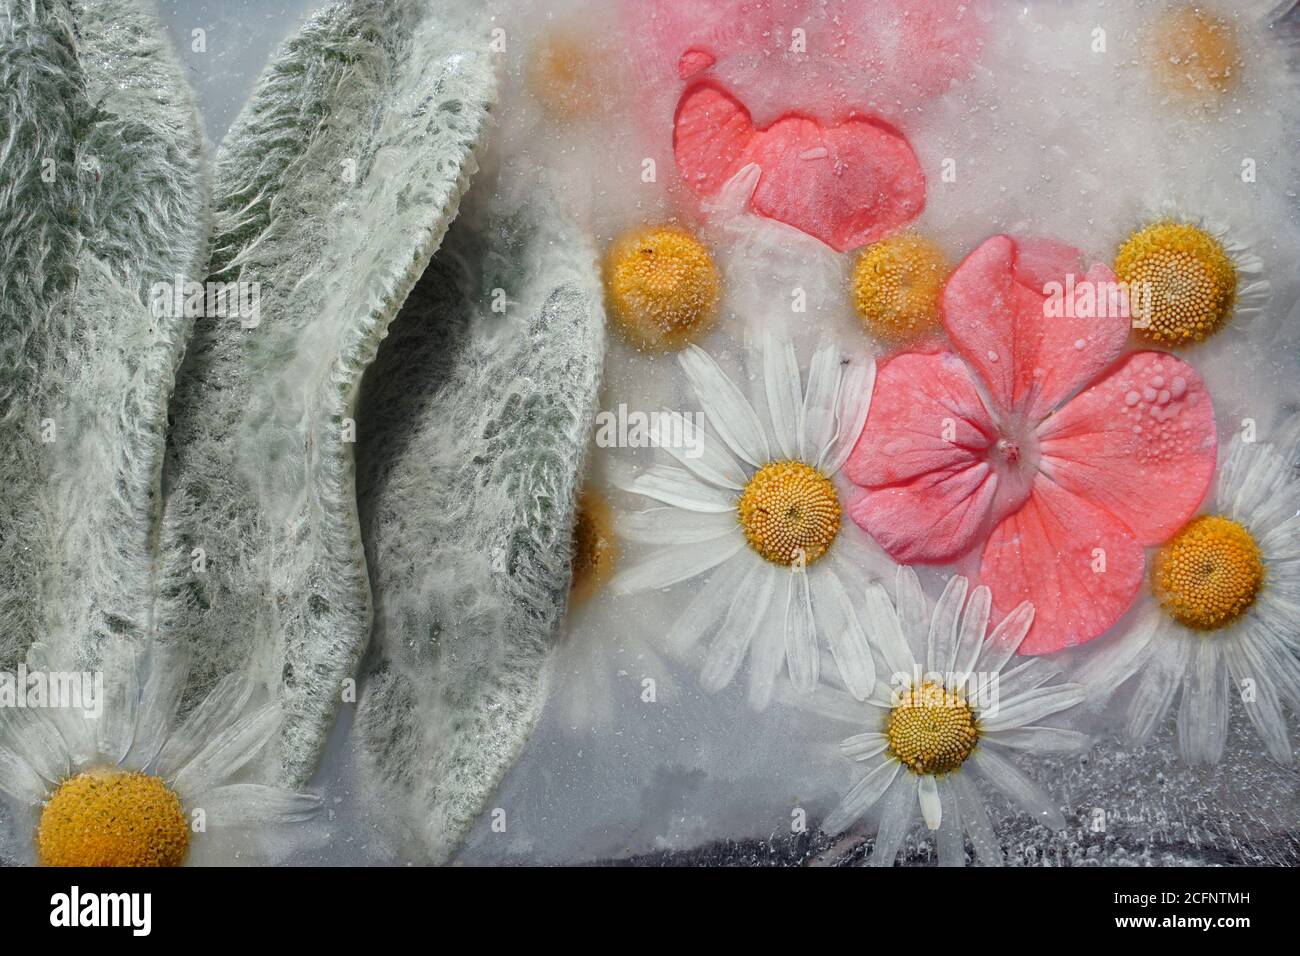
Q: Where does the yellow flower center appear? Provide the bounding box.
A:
[1115,221,1237,345]
[886,681,979,776]
[1149,7,1240,100]
[1153,515,1264,631]
[850,233,948,342]
[526,31,602,121]
[38,769,189,867]
[570,488,617,606]
[737,461,840,566]
[604,226,720,351]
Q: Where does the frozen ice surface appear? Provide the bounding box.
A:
[5,0,1297,865]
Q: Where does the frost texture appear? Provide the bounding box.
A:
[353,176,606,863]
[0,0,207,670]
[156,0,496,784]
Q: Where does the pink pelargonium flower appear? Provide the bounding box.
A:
[844,235,1218,654]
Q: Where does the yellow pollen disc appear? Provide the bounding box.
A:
[1115,221,1237,345]
[570,488,617,606]
[737,461,840,566]
[1149,7,1241,100]
[604,226,721,351]
[850,233,948,343]
[885,681,979,776]
[1153,515,1264,631]
[37,769,189,867]
[526,31,602,122]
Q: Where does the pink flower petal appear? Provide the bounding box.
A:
[1038,351,1217,546]
[673,81,925,251]
[941,235,1132,422]
[979,477,1145,654]
[845,351,995,488]
[848,462,1001,565]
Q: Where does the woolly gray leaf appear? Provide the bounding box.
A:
[0,0,208,671]
[354,178,605,863]
[155,0,496,784]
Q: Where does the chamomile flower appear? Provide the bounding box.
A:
[0,639,319,866]
[609,328,879,710]
[1078,432,1300,765]
[809,569,1087,866]
[1114,208,1269,348]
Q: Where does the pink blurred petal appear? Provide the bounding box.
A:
[673,81,925,251]
[1038,352,1217,546]
[979,477,1145,654]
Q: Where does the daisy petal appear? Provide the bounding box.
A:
[971,747,1066,830]
[1073,605,1163,701]
[1126,635,1190,743]
[609,534,744,594]
[154,672,254,780]
[820,357,875,476]
[192,784,321,826]
[615,507,737,545]
[978,477,1144,654]
[1038,352,1216,546]
[918,773,942,830]
[985,727,1090,754]
[800,345,841,464]
[1224,634,1294,765]
[746,585,787,711]
[679,346,769,466]
[863,577,914,681]
[761,330,802,460]
[811,570,876,701]
[97,646,138,765]
[661,555,754,655]
[785,567,819,694]
[973,600,1035,677]
[952,771,1003,865]
[620,464,737,513]
[172,703,281,797]
[0,708,69,784]
[649,411,747,489]
[0,744,46,804]
[936,777,965,866]
[700,560,774,692]
[1177,638,1228,766]
[927,575,967,678]
[130,647,190,770]
[822,759,899,836]
[980,684,1086,732]
[953,584,992,682]
[839,732,889,761]
[895,565,930,664]
[867,773,918,867]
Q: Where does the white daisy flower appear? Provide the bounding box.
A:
[609,328,879,710]
[809,568,1087,867]
[0,639,320,866]
[1079,432,1300,765]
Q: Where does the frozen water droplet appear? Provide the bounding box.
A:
[1125,390,1140,407]
[987,350,999,362]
